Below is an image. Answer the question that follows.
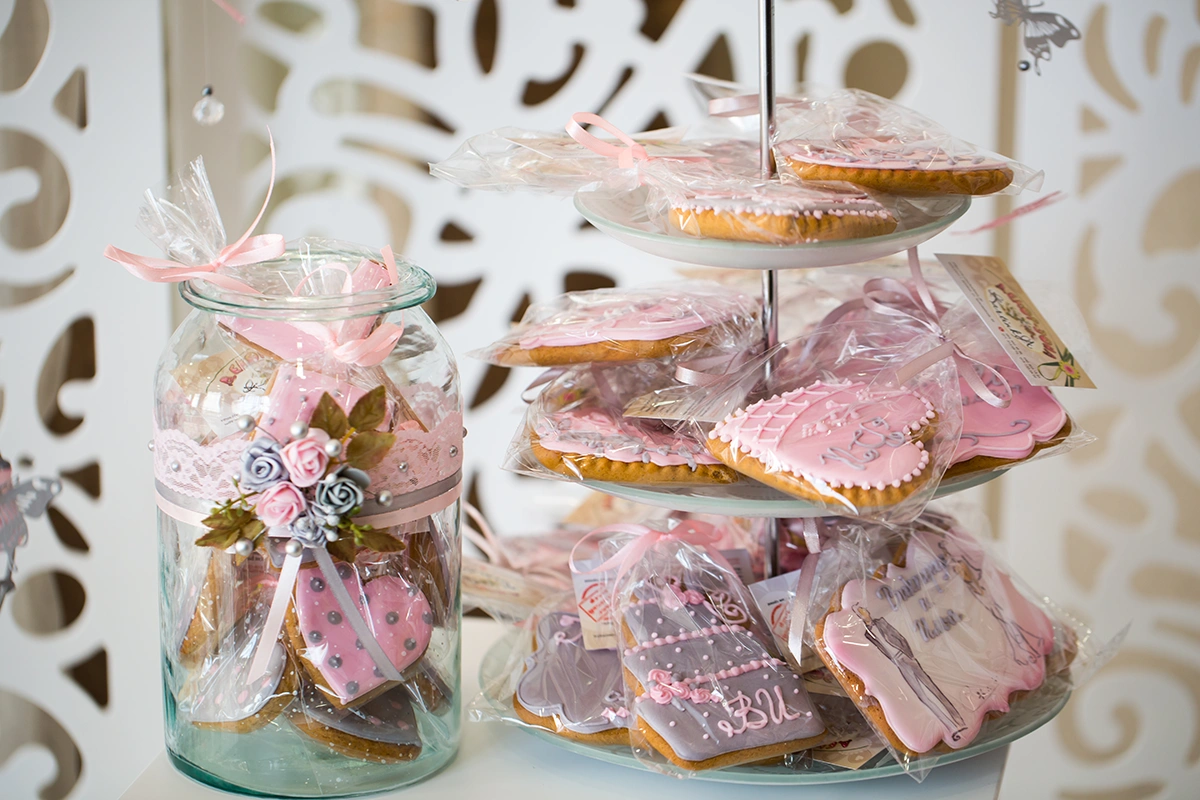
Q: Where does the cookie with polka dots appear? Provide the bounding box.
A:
[289,675,423,763]
[620,583,825,771]
[285,561,434,709]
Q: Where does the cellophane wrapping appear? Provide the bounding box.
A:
[469,281,761,367]
[772,87,1043,196]
[801,509,1121,779]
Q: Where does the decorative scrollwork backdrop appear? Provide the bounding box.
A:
[1,1,1196,797]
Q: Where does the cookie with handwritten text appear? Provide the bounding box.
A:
[778,139,1014,196]
[513,612,630,745]
[620,583,825,770]
[945,365,1071,479]
[285,562,433,709]
[814,527,1057,757]
[707,380,938,509]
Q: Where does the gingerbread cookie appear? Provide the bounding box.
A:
[667,192,896,245]
[620,584,825,770]
[289,677,423,763]
[181,629,298,734]
[531,405,738,484]
[814,528,1056,757]
[707,380,937,508]
[513,612,630,745]
[179,551,273,667]
[778,139,1014,196]
[285,561,433,708]
[946,365,1070,479]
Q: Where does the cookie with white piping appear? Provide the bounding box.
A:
[706,380,938,509]
[289,676,423,763]
[513,611,630,745]
[619,584,825,771]
[284,561,434,709]
[667,188,897,244]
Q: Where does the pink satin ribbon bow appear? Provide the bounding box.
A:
[566,112,651,168]
[568,520,736,597]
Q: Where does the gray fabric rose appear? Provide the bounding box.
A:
[240,441,288,491]
[314,471,365,517]
[290,512,327,548]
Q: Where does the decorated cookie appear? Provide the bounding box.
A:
[814,528,1056,756]
[947,365,1069,478]
[778,139,1014,196]
[483,285,759,367]
[285,562,433,708]
[513,612,630,745]
[289,676,423,763]
[531,405,738,484]
[621,584,825,770]
[707,380,937,508]
[181,632,298,734]
[667,189,897,245]
[179,551,274,667]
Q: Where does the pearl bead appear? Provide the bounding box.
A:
[289,421,309,439]
[377,491,393,507]
[324,514,341,527]
[236,415,256,432]
[324,529,339,542]
[233,538,253,556]
[448,446,458,458]
[397,462,408,472]
[285,539,304,557]
[324,440,343,457]
[169,460,181,472]
[147,440,155,451]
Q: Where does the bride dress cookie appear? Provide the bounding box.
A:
[778,138,1014,197]
[667,187,897,245]
[289,677,423,763]
[946,365,1069,479]
[621,584,825,770]
[285,562,434,708]
[513,612,630,745]
[532,404,738,484]
[707,380,937,508]
[814,528,1056,757]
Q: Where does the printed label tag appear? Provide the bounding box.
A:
[718,548,756,586]
[461,559,553,620]
[748,570,803,651]
[935,253,1095,388]
[571,557,618,651]
[811,736,889,770]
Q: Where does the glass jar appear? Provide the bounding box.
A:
[151,240,462,797]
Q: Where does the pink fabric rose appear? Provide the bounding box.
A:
[280,429,331,487]
[255,482,307,527]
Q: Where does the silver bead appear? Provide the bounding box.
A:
[147,440,155,452]
[236,415,256,432]
[324,439,343,457]
[377,490,393,507]
[233,538,253,556]
[324,529,339,542]
[169,460,181,472]
[324,514,341,527]
[285,539,304,557]
[398,462,408,473]
[449,446,458,458]
[289,421,309,439]
[462,427,468,438]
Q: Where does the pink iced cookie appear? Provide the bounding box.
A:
[952,365,1067,466]
[535,406,721,469]
[818,529,1056,755]
[289,562,433,707]
[257,363,368,441]
[708,380,935,506]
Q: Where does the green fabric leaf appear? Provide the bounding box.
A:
[348,385,388,432]
[310,392,348,439]
[195,527,240,549]
[345,431,395,470]
[355,528,407,553]
[326,537,358,563]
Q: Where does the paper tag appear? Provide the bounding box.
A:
[571,556,617,651]
[461,559,553,621]
[718,548,755,585]
[811,736,889,770]
[935,253,1095,388]
[748,570,803,651]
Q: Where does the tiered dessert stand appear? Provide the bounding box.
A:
[483,0,1070,783]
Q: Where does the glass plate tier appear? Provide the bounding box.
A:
[578,469,1005,518]
[574,189,971,270]
[478,631,1069,786]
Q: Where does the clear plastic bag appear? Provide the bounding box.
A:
[507,360,742,486]
[470,281,760,367]
[772,87,1043,197]
[804,510,1121,778]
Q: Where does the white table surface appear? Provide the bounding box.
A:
[122,618,1008,800]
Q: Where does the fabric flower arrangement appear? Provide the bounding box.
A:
[197,386,405,560]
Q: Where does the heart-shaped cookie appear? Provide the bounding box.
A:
[287,561,433,708]
[708,380,936,508]
[950,365,1068,470]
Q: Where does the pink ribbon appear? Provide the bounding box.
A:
[209,0,245,24]
[565,113,651,169]
[104,135,284,293]
[953,191,1065,236]
[568,520,736,598]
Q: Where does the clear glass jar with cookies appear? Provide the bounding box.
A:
[150,240,463,797]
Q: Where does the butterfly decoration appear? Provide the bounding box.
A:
[0,456,63,609]
[990,0,1080,74]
